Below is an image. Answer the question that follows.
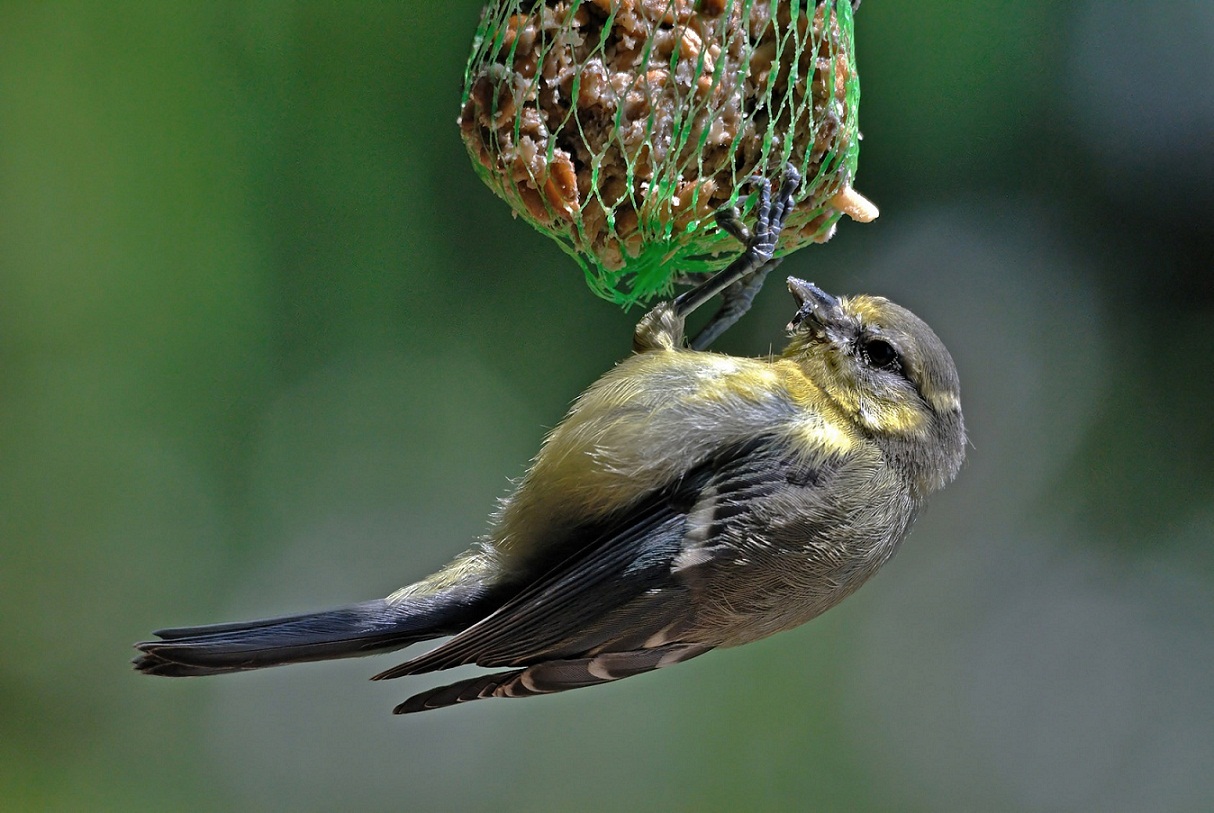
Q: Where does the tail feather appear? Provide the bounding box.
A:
[134,592,490,677]
[151,608,350,640]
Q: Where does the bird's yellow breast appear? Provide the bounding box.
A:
[488,350,864,560]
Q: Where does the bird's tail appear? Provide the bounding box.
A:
[134,591,488,677]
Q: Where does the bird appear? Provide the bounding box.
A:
[134,168,965,714]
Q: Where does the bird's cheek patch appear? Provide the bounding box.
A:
[859,399,927,436]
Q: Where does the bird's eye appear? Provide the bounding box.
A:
[861,338,900,370]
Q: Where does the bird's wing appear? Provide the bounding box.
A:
[373,435,809,684]
[372,482,700,680]
[391,644,713,714]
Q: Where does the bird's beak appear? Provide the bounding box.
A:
[787,277,842,333]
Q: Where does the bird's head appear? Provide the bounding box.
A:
[782,278,966,498]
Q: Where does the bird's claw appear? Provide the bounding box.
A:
[717,165,801,264]
[661,165,803,349]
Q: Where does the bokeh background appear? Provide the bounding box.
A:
[2,2,1212,811]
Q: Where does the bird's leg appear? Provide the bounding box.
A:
[686,257,782,351]
[632,166,801,353]
[687,166,801,349]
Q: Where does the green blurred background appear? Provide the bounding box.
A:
[2,2,1212,811]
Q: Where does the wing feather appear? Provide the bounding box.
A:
[393,644,713,714]
[375,435,828,687]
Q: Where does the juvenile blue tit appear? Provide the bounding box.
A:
[134,169,965,714]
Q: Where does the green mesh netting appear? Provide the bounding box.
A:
[460,0,866,306]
